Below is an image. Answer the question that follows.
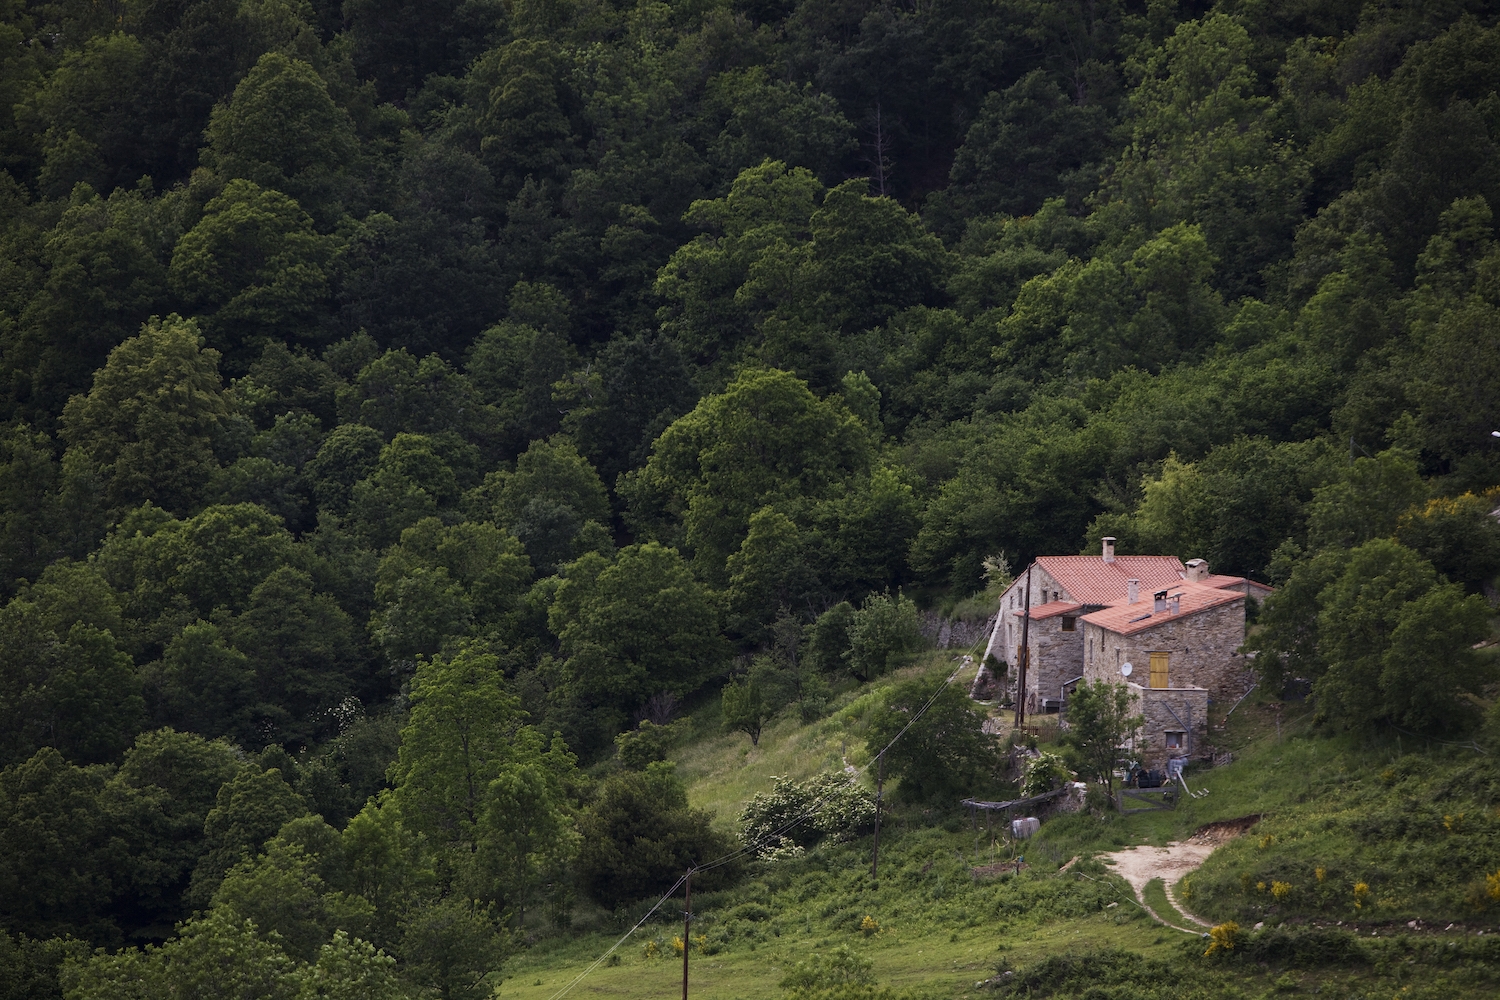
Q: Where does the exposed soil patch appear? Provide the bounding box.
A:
[1099,816,1261,931]
[1101,842,1218,898]
[1189,814,1262,845]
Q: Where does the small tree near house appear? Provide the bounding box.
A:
[1061,680,1143,804]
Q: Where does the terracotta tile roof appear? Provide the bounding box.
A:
[1035,555,1186,605]
[1202,574,1274,594]
[1080,583,1244,637]
[1020,600,1084,620]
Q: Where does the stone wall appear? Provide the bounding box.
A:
[1016,614,1085,712]
[1081,599,1251,703]
[987,565,1067,674]
[1126,682,1210,767]
[993,567,1067,653]
[920,611,996,650]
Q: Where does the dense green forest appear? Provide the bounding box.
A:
[3,0,1500,995]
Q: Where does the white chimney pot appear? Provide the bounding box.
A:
[1102,536,1117,563]
[1127,578,1139,604]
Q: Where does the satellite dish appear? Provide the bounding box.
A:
[1121,662,1133,677]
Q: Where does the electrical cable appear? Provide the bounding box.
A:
[541,657,975,999]
[1386,722,1487,754]
[542,874,688,1000]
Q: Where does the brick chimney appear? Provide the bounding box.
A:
[1127,578,1139,604]
[1102,536,1116,563]
[1185,558,1209,582]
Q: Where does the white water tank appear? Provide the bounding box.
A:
[1011,816,1040,839]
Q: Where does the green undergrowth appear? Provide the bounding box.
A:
[675,654,964,830]
[500,820,1164,1000]
[992,934,1500,1000]
[502,675,1500,998]
[1178,730,1500,926]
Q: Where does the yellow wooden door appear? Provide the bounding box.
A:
[1149,652,1169,689]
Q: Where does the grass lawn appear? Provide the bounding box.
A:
[675,655,971,830]
[496,879,1184,1000]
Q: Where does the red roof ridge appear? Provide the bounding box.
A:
[1202,574,1274,592]
[1080,582,1243,636]
[1028,554,1186,605]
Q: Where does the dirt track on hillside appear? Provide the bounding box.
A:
[1098,816,1261,931]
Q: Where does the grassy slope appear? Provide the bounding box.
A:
[497,655,1500,1000]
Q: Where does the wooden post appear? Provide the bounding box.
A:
[682,869,691,1000]
[1013,564,1033,730]
[871,754,884,882]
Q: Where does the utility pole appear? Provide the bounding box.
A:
[1013,563,1033,730]
[870,753,884,882]
[682,869,692,1000]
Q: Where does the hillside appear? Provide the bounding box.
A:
[4,0,1500,996]
[496,656,1500,1000]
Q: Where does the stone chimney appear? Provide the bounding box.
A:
[1185,558,1209,583]
[1102,536,1116,563]
[1153,589,1168,613]
[1127,578,1139,604]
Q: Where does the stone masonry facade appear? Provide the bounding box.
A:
[1080,598,1251,703]
[979,544,1266,737]
[1006,611,1087,714]
[1124,682,1210,767]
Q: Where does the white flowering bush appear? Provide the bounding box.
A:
[739,772,877,858]
[1021,750,1074,798]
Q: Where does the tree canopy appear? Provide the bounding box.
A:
[2,0,1500,988]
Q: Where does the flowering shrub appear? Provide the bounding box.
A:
[1020,751,1074,798]
[1204,921,1240,956]
[740,772,876,858]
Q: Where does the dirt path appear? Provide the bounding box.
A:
[1097,817,1260,933]
[1099,842,1216,932]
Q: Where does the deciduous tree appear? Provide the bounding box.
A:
[1059,679,1141,801]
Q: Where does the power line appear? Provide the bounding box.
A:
[543,874,688,1000]
[541,657,975,1000]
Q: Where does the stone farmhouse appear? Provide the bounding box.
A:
[980,537,1272,765]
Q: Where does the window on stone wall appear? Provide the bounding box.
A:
[1061,616,1076,631]
[1165,731,1184,750]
